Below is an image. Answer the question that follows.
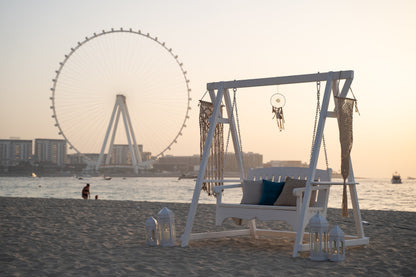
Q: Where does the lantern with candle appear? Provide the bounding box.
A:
[309,212,329,261]
[157,207,176,247]
[329,225,345,261]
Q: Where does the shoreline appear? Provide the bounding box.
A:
[1,197,415,276]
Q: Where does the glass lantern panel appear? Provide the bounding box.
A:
[171,226,176,238]
[313,232,319,253]
[310,234,313,251]
[332,241,337,254]
[162,223,170,241]
[340,241,344,255]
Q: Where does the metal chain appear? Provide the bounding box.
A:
[222,88,242,176]
[223,102,233,176]
[310,81,320,160]
[233,88,243,153]
[310,81,329,170]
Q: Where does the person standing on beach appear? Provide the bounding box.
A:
[82,184,90,199]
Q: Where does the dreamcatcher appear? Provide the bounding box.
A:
[270,92,286,131]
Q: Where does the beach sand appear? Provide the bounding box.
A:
[0,197,414,276]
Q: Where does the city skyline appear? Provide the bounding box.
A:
[1,1,415,178]
[0,137,266,177]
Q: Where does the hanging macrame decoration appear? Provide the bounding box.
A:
[336,96,356,217]
[199,100,224,197]
[270,93,286,131]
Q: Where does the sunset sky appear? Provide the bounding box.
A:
[1,0,415,178]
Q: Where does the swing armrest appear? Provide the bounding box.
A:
[311,181,359,186]
[214,183,242,206]
[212,183,242,194]
[293,185,331,208]
[292,185,331,196]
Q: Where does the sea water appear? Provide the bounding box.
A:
[0,177,414,212]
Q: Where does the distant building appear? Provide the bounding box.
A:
[67,153,86,165]
[34,139,66,166]
[66,153,104,165]
[153,152,263,173]
[154,155,200,172]
[0,139,32,166]
[109,144,150,165]
[223,152,263,172]
[83,153,101,163]
[264,160,307,168]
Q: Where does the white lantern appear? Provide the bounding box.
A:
[309,212,329,261]
[329,225,345,262]
[157,207,176,247]
[145,216,159,246]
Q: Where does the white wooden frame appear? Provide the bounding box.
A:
[180,71,369,257]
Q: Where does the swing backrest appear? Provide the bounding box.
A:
[247,167,332,182]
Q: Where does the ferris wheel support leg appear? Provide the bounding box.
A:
[122,97,142,164]
[96,98,119,171]
[119,96,139,175]
[105,109,122,165]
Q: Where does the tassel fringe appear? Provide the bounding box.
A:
[342,182,349,217]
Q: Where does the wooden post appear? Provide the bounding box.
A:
[334,77,366,239]
[292,73,334,257]
[348,159,365,238]
[181,86,225,247]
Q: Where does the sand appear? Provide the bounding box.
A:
[0,197,415,276]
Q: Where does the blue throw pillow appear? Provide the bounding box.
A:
[258,179,285,205]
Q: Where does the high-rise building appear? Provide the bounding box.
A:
[109,144,149,165]
[154,152,263,173]
[0,139,33,166]
[223,152,263,172]
[34,139,66,166]
[264,160,307,168]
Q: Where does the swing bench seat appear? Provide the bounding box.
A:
[214,167,332,231]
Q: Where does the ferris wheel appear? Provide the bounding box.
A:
[50,28,192,171]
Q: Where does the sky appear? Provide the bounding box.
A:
[0,0,415,178]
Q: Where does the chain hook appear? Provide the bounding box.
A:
[233,80,237,93]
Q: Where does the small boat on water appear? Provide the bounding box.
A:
[391,172,402,184]
[104,176,112,180]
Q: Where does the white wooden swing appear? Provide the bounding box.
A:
[180,71,369,257]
